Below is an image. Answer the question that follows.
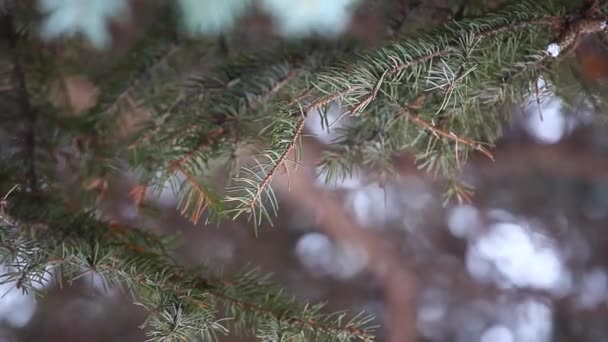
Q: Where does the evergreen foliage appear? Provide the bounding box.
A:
[1,0,608,340]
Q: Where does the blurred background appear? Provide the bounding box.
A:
[2,0,608,341]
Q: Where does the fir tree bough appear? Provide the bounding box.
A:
[1,0,608,340]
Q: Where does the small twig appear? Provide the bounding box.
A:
[173,165,212,224]
[241,88,353,209]
[399,96,495,161]
[347,70,388,116]
[168,126,227,172]
[128,93,186,149]
[0,185,19,225]
[250,69,301,107]
[101,44,182,116]
[246,116,306,211]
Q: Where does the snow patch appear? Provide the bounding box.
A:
[480,325,514,342]
[447,204,481,239]
[0,263,52,328]
[295,233,367,279]
[466,221,570,293]
[546,43,561,57]
[577,268,608,309]
[510,299,553,342]
[345,183,401,227]
[295,233,333,272]
[261,0,361,37]
[305,101,348,144]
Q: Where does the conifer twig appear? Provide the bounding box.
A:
[168,126,227,172]
[245,116,306,211]
[236,88,353,213]
[251,68,301,107]
[398,94,495,161]
[173,165,212,223]
[101,44,182,117]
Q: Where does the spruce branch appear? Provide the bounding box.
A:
[313,0,607,184]
[0,195,376,341]
[314,2,564,118]
[135,46,351,224]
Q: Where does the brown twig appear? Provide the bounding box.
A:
[251,69,301,107]
[128,93,186,149]
[173,164,212,224]
[168,126,227,172]
[347,70,388,116]
[246,117,306,211]
[399,94,495,161]
[101,44,182,117]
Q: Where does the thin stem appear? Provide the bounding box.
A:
[101,43,182,117]
[242,88,352,210]
[398,100,495,161]
[246,116,306,211]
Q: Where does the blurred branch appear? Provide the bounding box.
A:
[274,135,418,342]
[393,134,608,183]
[2,12,37,194]
[471,138,608,181]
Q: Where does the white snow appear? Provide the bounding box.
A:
[328,242,368,279]
[480,325,514,342]
[577,268,608,309]
[0,289,37,328]
[345,183,401,228]
[546,43,561,57]
[510,299,553,342]
[466,221,570,293]
[295,233,367,279]
[38,0,129,48]
[524,96,567,144]
[178,0,251,35]
[0,263,52,328]
[305,101,348,145]
[261,0,361,37]
[447,204,481,239]
[295,233,333,272]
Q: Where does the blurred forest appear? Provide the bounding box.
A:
[2,0,608,341]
